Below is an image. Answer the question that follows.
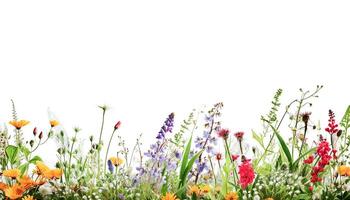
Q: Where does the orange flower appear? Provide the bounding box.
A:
[225,191,239,200]
[347,166,350,176]
[4,184,25,199]
[9,120,30,130]
[17,175,36,190]
[201,185,211,194]
[161,192,179,200]
[2,169,21,179]
[0,182,8,190]
[49,120,59,127]
[338,165,348,176]
[23,195,35,200]
[188,185,201,197]
[43,168,62,179]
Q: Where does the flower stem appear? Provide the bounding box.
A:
[104,129,117,174]
[97,108,106,178]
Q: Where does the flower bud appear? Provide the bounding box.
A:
[39,131,43,139]
[29,140,34,147]
[114,121,121,130]
[33,127,37,136]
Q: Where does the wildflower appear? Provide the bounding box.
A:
[35,161,50,175]
[109,157,123,167]
[156,113,175,139]
[161,192,179,200]
[301,112,311,124]
[231,154,239,161]
[45,168,62,179]
[188,185,201,197]
[215,185,221,193]
[2,169,20,179]
[325,110,338,134]
[310,140,331,183]
[107,160,114,173]
[39,131,43,139]
[17,175,36,190]
[309,186,313,192]
[0,182,8,190]
[217,129,230,140]
[265,198,274,200]
[9,120,30,130]
[216,153,222,161]
[238,159,255,189]
[49,120,59,127]
[114,121,121,130]
[338,165,348,176]
[225,191,239,200]
[4,184,25,199]
[303,155,314,164]
[22,195,35,200]
[234,131,244,141]
[201,185,211,194]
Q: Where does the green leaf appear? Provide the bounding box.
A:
[29,155,42,164]
[178,134,193,188]
[19,163,29,175]
[6,145,19,165]
[20,146,30,159]
[273,128,293,168]
[252,130,265,149]
[180,150,203,187]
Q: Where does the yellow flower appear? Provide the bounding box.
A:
[35,161,50,175]
[2,169,21,179]
[109,157,123,166]
[44,168,63,179]
[338,165,348,176]
[265,198,274,200]
[4,184,25,200]
[49,120,59,127]
[225,191,239,200]
[201,185,211,194]
[9,120,30,130]
[22,195,35,200]
[188,185,201,197]
[161,192,179,200]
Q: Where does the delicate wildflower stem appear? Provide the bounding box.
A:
[97,107,107,178]
[208,156,217,186]
[104,128,117,174]
[67,129,79,183]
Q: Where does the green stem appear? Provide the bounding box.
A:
[97,109,106,178]
[104,129,117,174]
[67,131,78,183]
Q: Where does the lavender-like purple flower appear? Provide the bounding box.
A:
[156,112,175,139]
[108,160,114,173]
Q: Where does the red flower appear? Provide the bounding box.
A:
[332,149,337,159]
[234,132,244,141]
[114,121,121,130]
[238,159,255,189]
[216,153,222,161]
[304,155,314,164]
[217,129,230,140]
[231,154,239,161]
[309,186,313,192]
[325,110,338,134]
[310,140,331,183]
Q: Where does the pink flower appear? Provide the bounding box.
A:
[231,154,239,161]
[217,129,230,140]
[238,159,255,189]
[234,132,244,141]
[304,155,314,164]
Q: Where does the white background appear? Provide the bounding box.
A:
[0,1,350,165]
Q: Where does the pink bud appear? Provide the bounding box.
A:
[114,121,121,130]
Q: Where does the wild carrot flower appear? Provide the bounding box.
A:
[9,120,30,130]
[225,191,239,200]
[161,192,179,200]
[2,169,20,179]
[238,159,255,189]
[49,120,59,127]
